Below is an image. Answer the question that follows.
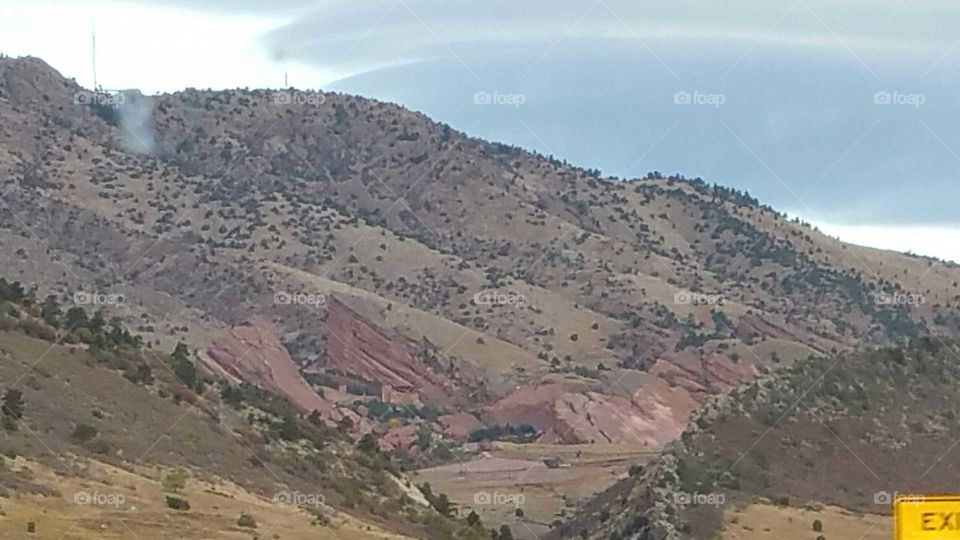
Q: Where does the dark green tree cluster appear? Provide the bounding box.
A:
[171,342,200,391]
[1,388,24,431]
[220,383,342,450]
[59,304,142,350]
[467,424,538,443]
[0,279,142,350]
[0,278,30,305]
[418,483,454,517]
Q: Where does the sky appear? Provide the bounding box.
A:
[2,0,960,262]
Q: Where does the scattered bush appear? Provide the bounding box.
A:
[165,496,190,511]
[237,512,257,528]
[162,470,187,493]
[71,423,98,442]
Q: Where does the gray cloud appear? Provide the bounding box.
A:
[261,0,960,76]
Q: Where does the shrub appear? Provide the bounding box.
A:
[165,496,190,511]
[162,470,187,493]
[88,439,113,455]
[237,513,257,528]
[71,423,98,442]
[2,389,24,419]
[17,319,56,341]
[466,510,481,527]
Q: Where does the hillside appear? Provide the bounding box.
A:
[2,55,960,537]
[0,282,482,539]
[556,338,960,539]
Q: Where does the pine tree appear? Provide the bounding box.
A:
[40,295,61,328]
[171,342,197,390]
[88,310,107,334]
[63,306,88,330]
[1,388,24,419]
[466,510,481,527]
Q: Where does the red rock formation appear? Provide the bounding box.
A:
[648,352,757,395]
[381,386,423,408]
[202,320,340,419]
[554,382,697,446]
[438,413,484,443]
[483,383,570,433]
[483,381,696,446]
[378,424,419,453]
[322,298,454,403]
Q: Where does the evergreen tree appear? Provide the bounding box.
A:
[88,310,107,334]
[1,388,24,419]
[40,295,61,328]
[466,510,481,528]
[63,306,89,330]
[171,342,197,390]
[0,279,27,304]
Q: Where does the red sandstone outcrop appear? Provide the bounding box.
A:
[201,319,340,419]
[438,413,484,443]
[552,383,696,446]
[378,424,419,453]
[648,352,758,395]
[320,298,456,404]
[483,383,570,433]
[483,381,696,446]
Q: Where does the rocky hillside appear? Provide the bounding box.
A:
[2,55,960,537]
[4,57,958,439]
[0,279,482,539]
[557,337,960,539]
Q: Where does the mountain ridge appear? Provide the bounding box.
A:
[3,54,960,538]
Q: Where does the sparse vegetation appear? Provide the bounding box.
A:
[165,496,191,511]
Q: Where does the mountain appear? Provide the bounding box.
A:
[2,55,960,537]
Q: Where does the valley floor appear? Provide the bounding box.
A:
[412,442,658,539]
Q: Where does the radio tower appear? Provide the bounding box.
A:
[91,24,98,91]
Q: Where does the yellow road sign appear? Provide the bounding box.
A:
[896,495,960,539]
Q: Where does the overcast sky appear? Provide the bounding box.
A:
[3,0,960,262]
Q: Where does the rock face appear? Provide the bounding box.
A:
[553,385,696,446]
[202,320,340,419]
[649,353,759,395]
[378,424,419,453]
[321,298,455,404]
[438,413,485,443]
[483,381,697,446]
